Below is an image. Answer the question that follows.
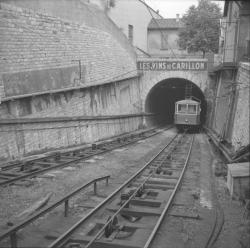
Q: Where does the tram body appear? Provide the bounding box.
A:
[174,99,201,129]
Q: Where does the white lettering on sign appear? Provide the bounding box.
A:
[137,61,207,71]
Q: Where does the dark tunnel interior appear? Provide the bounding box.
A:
[145,78,207,126]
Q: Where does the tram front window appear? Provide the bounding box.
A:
[178,104,187,113]
[188,104,196,113]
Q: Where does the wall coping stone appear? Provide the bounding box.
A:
[0,74,140,102]
[0,113,155,125]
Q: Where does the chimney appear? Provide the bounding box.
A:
[176,14,180,22]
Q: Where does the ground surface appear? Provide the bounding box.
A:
[0,128,249,248]
[151,133,249,248]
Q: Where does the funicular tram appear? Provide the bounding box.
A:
[174,98,201,131]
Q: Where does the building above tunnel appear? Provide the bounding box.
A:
[147,15,187,58]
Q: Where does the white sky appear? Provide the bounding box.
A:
[144,0,225,18]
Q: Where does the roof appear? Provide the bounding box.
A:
[135,46,151,57]
[138,0,164,19]
[148,18,184,30]
[176,99,200,105]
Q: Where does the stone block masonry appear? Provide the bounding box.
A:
[0,78,142,118]
[0,76,144,161]
[0,2,143,161]
[211,69,233,140]
[0,115,144,161]
[230,62,250,151]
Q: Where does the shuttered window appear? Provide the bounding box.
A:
[128,25,133,44]
[161,31,168,50]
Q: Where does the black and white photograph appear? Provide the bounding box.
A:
[0,0,249,247]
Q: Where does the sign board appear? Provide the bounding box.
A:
[137,61,207,71]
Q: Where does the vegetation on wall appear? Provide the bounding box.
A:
[178,0,222,57]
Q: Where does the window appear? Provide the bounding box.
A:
[161,31,168,50]
[107,0,115,8]
[228,2,232,25]
[188,105,197,114]
[128,25,133,44]
[178,104,187,113]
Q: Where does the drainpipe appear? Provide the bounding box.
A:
[223,22,228,63]
[234,19,240,63]
[223,70,236,141]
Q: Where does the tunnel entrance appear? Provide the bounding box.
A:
[145,78,207,126]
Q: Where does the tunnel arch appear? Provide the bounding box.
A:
[144,77,207,126]
[141,70,207,102]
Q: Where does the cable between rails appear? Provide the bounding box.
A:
[48,132,179,248]
[84,133,187,248]
[144,133,195,248]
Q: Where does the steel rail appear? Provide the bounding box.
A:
[0,127,170,187]
[85,173,154,248]
[84,132,185,248]
[0,176,110,248]
[48,133,179,248]
[143,134,195,248]
[83,133,184,248]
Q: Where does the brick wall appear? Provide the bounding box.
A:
[231,62,250,151]
[0,0,136,58]
[0,2,137,98]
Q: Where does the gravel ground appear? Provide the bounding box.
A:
[0,129,249,248]
[0,128,177,247]
[210,144,250,248]
[148,133,250,248]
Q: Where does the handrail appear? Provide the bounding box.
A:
[48,133,179,248]
[0,175,110,248]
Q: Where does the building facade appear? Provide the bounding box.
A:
[147,15,188,58]
[107,0,162,53]
[209,0,250,153]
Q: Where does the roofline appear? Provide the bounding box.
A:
[148,26,181,30]
[176,99,200,104]
[136,46,151,57]
[138,0,164,19]
[147,17,184,30]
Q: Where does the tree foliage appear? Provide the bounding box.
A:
[178,0,222,56]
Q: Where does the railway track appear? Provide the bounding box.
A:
[42,132,194,248]
[0,128,167,187]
